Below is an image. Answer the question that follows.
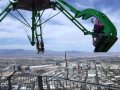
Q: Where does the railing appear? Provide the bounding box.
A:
[0,72,41,90]
[0,72,120,90]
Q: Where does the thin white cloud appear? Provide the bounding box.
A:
[0,0,9,8]
[74,2,94,10]
[42,17,93,51]
[72,0,97,10]
[0,17,29,39]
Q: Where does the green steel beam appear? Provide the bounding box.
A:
[31,10,36,46]
[54,2,92,35]
[31,1,37,46]
[0,7,12,22]
[0,3,12,16]
[0,3,13,22]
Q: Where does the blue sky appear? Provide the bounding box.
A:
[0,0,120,52]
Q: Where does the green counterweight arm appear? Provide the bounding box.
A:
[56,0,117,37]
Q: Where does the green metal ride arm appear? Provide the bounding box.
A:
[55,0,117,37]
[75,9,117,37]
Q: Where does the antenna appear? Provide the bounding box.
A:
[65,51,69,80]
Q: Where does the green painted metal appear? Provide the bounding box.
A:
[31,10,36,46]
[0,3,12,16]
[0,3,13,22]
[55,2,92,35]
[31,1,37,46]
[75,9,117,37]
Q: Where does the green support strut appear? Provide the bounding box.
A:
[0,3,13,22]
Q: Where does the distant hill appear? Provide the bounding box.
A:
[0,49,35,56]
[0,49,64,57]
[0,49,119,57]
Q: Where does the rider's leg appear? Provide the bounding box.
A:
[93,37,97,46]
[93,32,98,46]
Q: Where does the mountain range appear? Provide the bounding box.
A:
[0,49,119,58]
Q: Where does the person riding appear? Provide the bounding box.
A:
[91,17,104,46]
[36,37,44,54]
